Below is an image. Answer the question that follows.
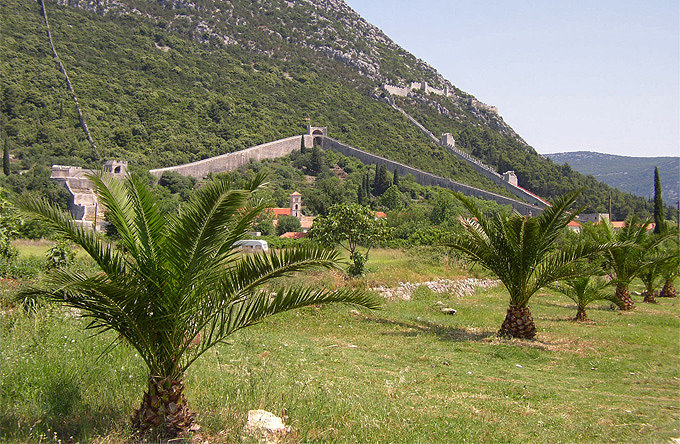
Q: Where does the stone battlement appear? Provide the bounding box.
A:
[383,82,497,114]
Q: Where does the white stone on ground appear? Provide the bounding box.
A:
[243,409,291,443]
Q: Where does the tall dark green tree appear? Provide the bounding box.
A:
[3,138,10,176]
[392,167,400,190]
[300,135,306,154]
[363,173,371,197]
[373,164,390,196]
[653,167,665,234]
[357,183,367,205]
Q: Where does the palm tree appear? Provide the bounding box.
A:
[659,234,679,298]
[638,245,673,303]
[446,190,609,339]
[17,172,379,439]
[552,275,621,321]
[587,218,665,310]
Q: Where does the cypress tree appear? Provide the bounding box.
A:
[653,167,665,234]
[357,184,366,205]
[374,164,390,196]
[392,167,400,190]
[300,135,306,154]
[3,138,9,176]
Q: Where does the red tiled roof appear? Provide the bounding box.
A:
[375,211,387,218]
[567,221,582,227]
[279,231,306,239]
[269,208,291,217]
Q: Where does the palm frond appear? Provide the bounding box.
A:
[14,194,126,278]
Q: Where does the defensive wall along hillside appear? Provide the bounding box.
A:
[322,137,542,216]
[384,97,549,207]
[149,136,302,179]
[147,129,544,215]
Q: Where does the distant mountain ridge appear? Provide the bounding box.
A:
[545,151,679,202]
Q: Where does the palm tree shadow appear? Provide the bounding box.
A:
[363,316,495,343]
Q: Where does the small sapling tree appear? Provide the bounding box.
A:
[45,238,76,270]
[309,203,392,276]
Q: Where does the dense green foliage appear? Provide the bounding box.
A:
[231,149,511,247]
[547,151,679,203]
[276,215,301,236]
[0,0,509,203]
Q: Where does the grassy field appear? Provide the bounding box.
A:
[0,248,678,442]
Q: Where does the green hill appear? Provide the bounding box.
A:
[545,151,679,202]
[0,0,661,219]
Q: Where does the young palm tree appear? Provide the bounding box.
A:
[17,172,380,439]
[588,218,665,310]
[446,190,609,339]
[552,275,621,321]
[639,261,662,303]
[659,235,679,298]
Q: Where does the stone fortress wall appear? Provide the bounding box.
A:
[321,136,541,216]
[53,127,548,225]
[383,96,550,208]
[50,160,128,229]
[147,126,544,215]
[149,135,302,179]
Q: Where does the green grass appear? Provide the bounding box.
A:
[0,248,678,442]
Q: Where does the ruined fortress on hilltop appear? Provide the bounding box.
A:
[383,81,498,114]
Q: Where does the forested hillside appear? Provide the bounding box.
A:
[546,151,679,202]
[0,0,661,219]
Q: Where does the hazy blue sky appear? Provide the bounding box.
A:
[345,0,679,157]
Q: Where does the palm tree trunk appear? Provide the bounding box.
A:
[574,306,588,321]
[132,375,194,439]
[615,283,634,310]
[659,279,677,298]
[642,290,657,304]
[499,305,536,339]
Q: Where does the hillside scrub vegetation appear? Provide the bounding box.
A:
[0,0,664,221]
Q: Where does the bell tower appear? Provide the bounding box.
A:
[290,192,302,219]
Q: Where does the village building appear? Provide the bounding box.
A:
[269,192,315,232]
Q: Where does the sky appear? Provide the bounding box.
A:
[344,0,679,157]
